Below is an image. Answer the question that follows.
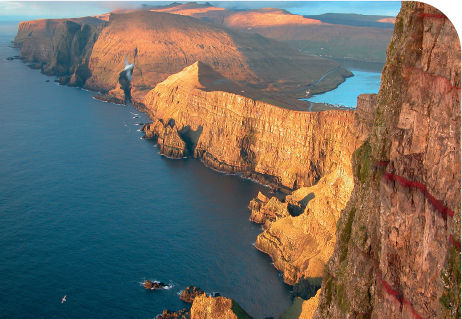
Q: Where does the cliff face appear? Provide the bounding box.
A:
[253,165,355,285]
[142,61,362,190]
[15,10,350,104]
[247,94,376,285]
[14,17,106,86]
[314,3,460,318]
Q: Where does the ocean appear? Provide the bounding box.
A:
[0,20,383,319]
[0,21,291,319]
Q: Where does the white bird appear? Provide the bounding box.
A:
[61,295,67,304]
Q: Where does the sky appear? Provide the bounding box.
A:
[0,1,402,21]
[0,0,460,35]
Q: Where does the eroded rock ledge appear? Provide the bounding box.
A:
[142,61,370,191]
[246,94,376,287]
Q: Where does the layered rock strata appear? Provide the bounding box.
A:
[314,3,460,318]
[142,61,365,190]
[247,93,376,285]
[253,165,355,285]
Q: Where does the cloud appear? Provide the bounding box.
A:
[210,1,401,16]
[0,1,401,20]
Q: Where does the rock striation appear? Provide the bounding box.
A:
[247,93,376,286]
[142,61,363,191]
[314,3,460,318]
[253,165,355,285]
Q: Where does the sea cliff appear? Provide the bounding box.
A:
[14,17,106,86]
[313,3,460,318]
[12,2,460,318]
[247,94,376,286]
[142,61,365,190]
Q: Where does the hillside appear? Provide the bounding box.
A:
[14,9,350,105]
[304,13,395,28]
[148,2,394,63]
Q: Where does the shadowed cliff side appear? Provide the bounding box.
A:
[313,2,460,318]
[142,61,364,191]
[14,17,107,86]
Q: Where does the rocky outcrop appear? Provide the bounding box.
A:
[299,291,321,319]
[180,286,206,304]
[143,61,363,190]
[254,165,355,285]
[156,309,190,319]
[15,10,350,104]
[248,192,290,227]
[245,92,376,286]
[190,294,252,319]
[143,280,169,290]
[314,3,460,318]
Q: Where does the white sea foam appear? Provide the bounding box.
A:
[92,96,108,103]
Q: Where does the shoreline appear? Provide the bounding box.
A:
[9,39,358,317]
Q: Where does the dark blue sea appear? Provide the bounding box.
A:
[0,20,383,319]
[0,21,291,319]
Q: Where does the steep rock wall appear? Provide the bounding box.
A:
[254,165,354,285]
[14,18,106,86]
[247,94,376,285]
[142,61,363,190]
[314,3,460,318]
